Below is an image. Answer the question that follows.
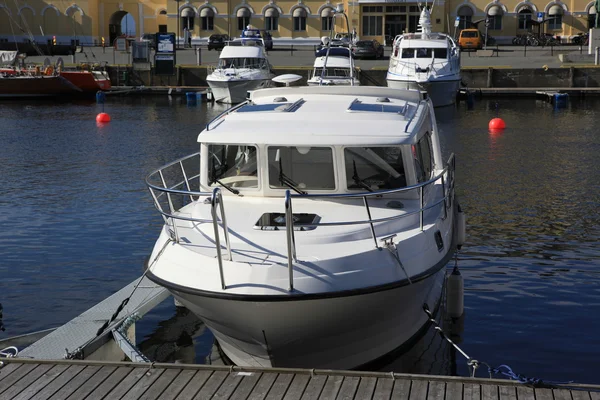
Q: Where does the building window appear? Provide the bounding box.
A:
[488,15,502,30]
[322,16,333,30]
[518,9,532,29]
[202,16,214,30]
[238,16,250,30]
[386,6,406,13]
[458,16,472,29]
[589,13,598,29]
[265,16,278,30]
[293,8,307,31]
[548,15,562,29]
[362,15,382,36]
[362,6,383,13]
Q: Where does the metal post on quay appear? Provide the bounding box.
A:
[175,0,181,49]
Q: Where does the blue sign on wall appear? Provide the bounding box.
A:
[156,33,175,53]
[537,12,544,22]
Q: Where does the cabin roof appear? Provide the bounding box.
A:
[199,86,428,146]
[313,56,352,68]
[220,45,265,58]
[399,39,448,48]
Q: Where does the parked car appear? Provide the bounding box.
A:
[139,33,156,49]
[458,28,483,51]
[207,34,230,51]
[352,40,384,59]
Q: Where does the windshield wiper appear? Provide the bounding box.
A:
[211,178,241,196]
[352,160,373,192]
[278,157,306,195]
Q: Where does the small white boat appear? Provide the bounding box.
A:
[206,29,274,104]
[386,7,461,107]
[307,47,360,86]
[145,84,464,369]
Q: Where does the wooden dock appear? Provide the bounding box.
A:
[1,359,599,400]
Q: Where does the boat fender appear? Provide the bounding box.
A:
[456,203,466,249]
[44,66,54,76]
[34,66,41,76]
[446,266,464,319]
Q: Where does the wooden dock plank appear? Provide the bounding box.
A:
[481,384,498,400]
[446,382,463,400]
[372,377,395,400]
[571,390,592,400]
[265,373,294,400]
[11,365,70,400]
[353,377,377,400]
[463,383,481,400]
[44,365,101,399]
[334,376,360,400]
[553,389,573,400]
[409,380,428,400]
[29,365,86,400]
[172,370,213,400]
[428,381,446,400]
[98,366,150,400]
[534,388,554,400]
[0,363,26,383]
[211,371,245,400]
[64,366,117,400]
[318,375,344,400]
[192,370,229,400]
[390,378,411,400]
[0,364,38,393]
[120,368,167,400]
[498,385,516,400]
[84,367,135,400]
[282,374,310,400]
[137,368,182,400]
[0,364,53,400]
[247,373,279,400]
[229,372,263,400]
[156,370,197,400]
[515,386,535,400]
[299,375,327,400]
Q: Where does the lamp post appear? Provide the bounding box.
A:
[175,0,180,49]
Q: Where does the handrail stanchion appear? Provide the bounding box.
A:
[159,170,175,214]
[363,196,379,248]
[441,174,448,219]
[419,186,424,231]
[211,188,227,290]
[179,160,194,202]
[148,187,170,226]
[218,191,232,261]
[285,190,296,291]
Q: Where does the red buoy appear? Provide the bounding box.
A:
[96,113,111,123]
[488,117,505,130]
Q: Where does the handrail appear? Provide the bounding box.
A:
[206,101,250,131]
[284,190,297,291]
[211,188,231,290]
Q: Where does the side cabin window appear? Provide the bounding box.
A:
[208,144,258,188]
[268,146,335,190]
[416,48,432,58]
[433,48,448,59]
[412,133,433,183]
[345,147,406,191]
[218,58,265,69]
[401,48,414,58]
[314,67,351,77]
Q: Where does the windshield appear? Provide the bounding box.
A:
[268,146,335,190]
[345,147,406,190]
[314,67,351,77]
[461,31,479,38]
[218,58,266,69]
[207,144,258,189]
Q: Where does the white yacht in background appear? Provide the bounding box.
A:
[307,46,360,86]
[206,28,274,103]
[145,85,464,369]
[386,7,461,107]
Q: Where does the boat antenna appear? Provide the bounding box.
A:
[321,6,354,85]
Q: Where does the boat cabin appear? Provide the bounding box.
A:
[216,46,270,70]
[198,86,440,199]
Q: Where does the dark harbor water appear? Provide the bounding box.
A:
[1,95,599,384]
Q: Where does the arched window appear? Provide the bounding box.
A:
[237,7,250,31]
[588,5,597,29]
[293,8,307,31]
[200,8,214,31]
[457,6,473,29]
[486,5,503,30]
[321,7,334,31]
[181,8,195,31]
[265,8,279,31]
[547,4,563,29]
[517,7,533,30]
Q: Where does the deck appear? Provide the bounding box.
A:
[1,359,599,400]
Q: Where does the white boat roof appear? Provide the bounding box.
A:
[313,56,352,68]
[399,39,448,48]
[199,86,429,146]
[220,45,265,59]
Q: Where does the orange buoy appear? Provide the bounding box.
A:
[488,117,505,130]
[96,113,111,123]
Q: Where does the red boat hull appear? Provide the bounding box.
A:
[0,75,82,98]
[60,70,112,92]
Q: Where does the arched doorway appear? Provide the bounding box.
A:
[109,10,135,45]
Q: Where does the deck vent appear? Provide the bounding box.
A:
[376,97,391,103]
[237,98,304,113]
[273,97,288,102]
[347,99,406,114]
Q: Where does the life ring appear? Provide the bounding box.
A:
[44,66,54,76]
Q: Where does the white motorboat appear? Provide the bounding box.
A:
[206,29,274,104]
[145,84,465,369]
[386,7,461,107]
[307,47,360,86]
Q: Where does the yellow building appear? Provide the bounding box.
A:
[0,0,597,46]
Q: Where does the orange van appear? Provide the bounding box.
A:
[458,29,483,51]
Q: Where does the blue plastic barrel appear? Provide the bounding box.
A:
[96,91,106,104]
[553,93,568,109]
